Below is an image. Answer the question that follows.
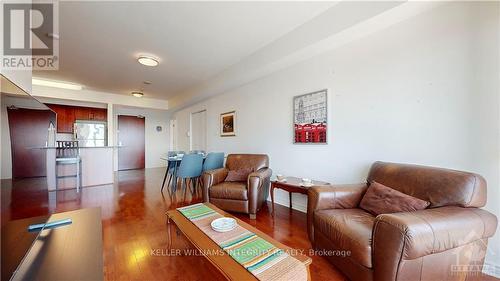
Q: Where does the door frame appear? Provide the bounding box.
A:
[189,109,207,151]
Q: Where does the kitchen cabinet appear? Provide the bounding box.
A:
[74,107,90,121]
[45,104,107,133]
[75,107,107,121]
[90,108,107,121]
[46,104,75,133]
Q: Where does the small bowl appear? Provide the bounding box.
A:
[211,217,237,232]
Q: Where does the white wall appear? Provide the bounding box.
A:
[173,2,499,273]
[113,106,170,170]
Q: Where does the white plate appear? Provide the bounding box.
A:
[212,225,236,232]
[212,224,237,232]
[301,183,314,187]
[211,217,237,232]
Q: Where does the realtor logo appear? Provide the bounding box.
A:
[2,2,59,70]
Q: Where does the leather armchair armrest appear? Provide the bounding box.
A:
[247,168,273,214]
[372,206,498,281]
[202,168,228,202]
[307,183,367,244]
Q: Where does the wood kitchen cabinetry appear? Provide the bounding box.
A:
[46,104,107,133]
[74,107,90,121]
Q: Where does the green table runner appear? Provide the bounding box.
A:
[177,203,308,281]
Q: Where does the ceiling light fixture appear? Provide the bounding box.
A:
[32,78,83,90]
[132,91,144,98]
[137,56,159,67]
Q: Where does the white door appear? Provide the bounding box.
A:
[190,110,207,151]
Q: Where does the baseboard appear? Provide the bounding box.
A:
[266,198,307,213]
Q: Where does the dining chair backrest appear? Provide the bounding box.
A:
[176,154,203,179]
[168,150,185,157]
[203,152,224,172]
[56,141,80,158]
[190,150,205,155]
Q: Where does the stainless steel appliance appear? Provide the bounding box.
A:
[74,120,107,147]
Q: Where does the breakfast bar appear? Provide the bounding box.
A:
[36,146,118,191]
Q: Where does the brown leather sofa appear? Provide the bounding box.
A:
[202,154,272,219]
[307,161,498,281]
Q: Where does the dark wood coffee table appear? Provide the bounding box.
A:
[2,208,103,281]
[166,203,312,280]
[271,176,329,212]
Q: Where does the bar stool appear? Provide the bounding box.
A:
[55,141,82,192]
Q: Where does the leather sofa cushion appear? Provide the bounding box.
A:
[314,208,375,268]
[374,206,498,260]
[225,168,252,182]
[210,182,248,200]
[359,181,429,215]
[367,161,486,208]
[226,154,269,172]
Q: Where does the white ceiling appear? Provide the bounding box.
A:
[33,1,336,100]
[169,0,411,110]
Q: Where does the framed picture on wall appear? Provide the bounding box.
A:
[293,89,327,144]
[220,111,236,137]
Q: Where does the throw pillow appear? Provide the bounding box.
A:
[225,168,253,182]
[359,181,430,215]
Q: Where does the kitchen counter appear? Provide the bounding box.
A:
[44,146,115,191]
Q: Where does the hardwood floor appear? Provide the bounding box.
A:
[1,168,346,281]
[1,168,497,281]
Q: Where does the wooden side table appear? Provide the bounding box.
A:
[270,176,330,213]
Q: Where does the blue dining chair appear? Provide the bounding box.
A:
[161,150,185,192]
[202,152,224,172]
[175,154,203,198]
[198,152,224,189]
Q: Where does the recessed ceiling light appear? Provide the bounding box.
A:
[32,78,82,90]
[132,91,144,98]
[137,56,159,67]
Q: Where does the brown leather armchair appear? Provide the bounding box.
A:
[202,154,272,219]
[307,161,498,281]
